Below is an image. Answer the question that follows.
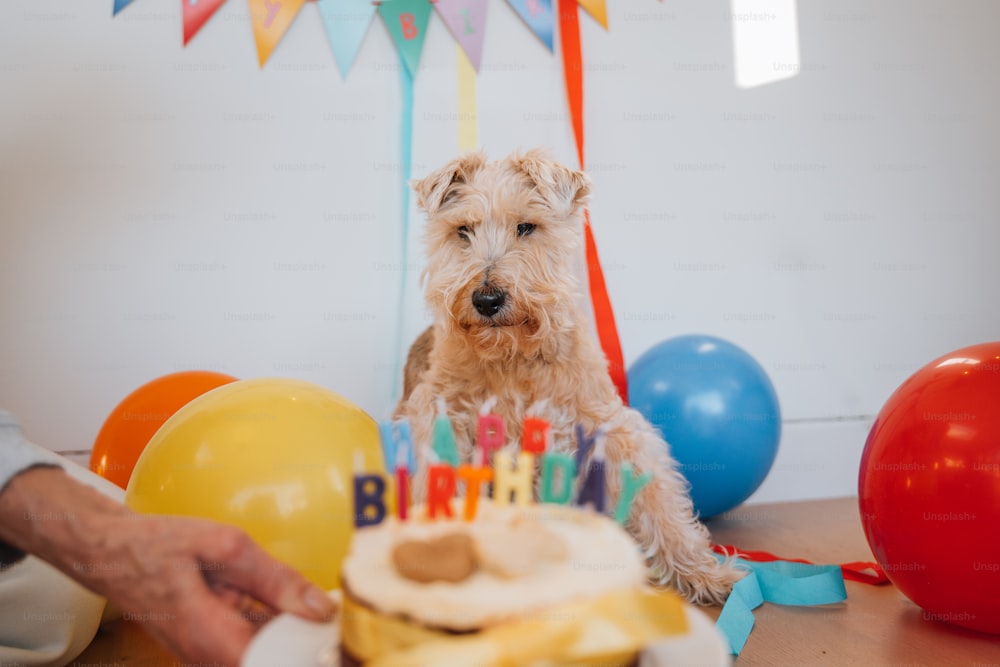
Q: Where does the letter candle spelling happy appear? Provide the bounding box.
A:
[378,420,415,521]
[359,409,650,527]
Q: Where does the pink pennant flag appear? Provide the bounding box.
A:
[433,0,489,71]
[183,0,228,45]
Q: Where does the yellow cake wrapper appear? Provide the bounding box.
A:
[342,586,688,666]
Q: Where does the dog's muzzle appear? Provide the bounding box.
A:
[472,285,506,318]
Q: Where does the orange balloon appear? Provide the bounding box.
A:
[90,370,238,488]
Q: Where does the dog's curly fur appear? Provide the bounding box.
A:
[396,149,742,605]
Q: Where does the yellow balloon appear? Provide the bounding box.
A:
[125,378,387,589]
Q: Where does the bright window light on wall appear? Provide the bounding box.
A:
[731,0,801,89]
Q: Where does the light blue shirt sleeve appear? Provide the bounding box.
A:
[0,411,63,493]
[0,410,63,565]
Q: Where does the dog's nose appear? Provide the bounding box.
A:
[472,286,506,317]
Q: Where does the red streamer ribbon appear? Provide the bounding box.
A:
[713,544,891,586]
[557,0,628,403]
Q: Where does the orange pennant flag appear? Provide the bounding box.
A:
[577,0,607,29]
[249,0,308,67]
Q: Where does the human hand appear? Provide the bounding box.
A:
[89,513,337,665]
[0,467,337,666]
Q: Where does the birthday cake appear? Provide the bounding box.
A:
[328,413,732,666]
[339,499,692,666]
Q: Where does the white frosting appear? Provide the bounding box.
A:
[341,500,646,630]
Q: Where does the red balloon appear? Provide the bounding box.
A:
[90,370,238,489]
[859,342,1000,634]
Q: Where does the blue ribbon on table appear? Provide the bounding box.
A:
[715,556,848,655]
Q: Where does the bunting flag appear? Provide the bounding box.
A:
[113,0,629,410]
[434,0,489,71]
[113,0,136,15]
[505,0,554,52]
[377,0,434,78]
[577,0,608,29]
[249,0,308,67]
[316,0,377,79]
[557,0,628,403]
[183,0,228,45]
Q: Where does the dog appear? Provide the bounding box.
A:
[395,149,742,605]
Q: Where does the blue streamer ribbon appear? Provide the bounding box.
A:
[715,556,848,655]
[392,54,415,404]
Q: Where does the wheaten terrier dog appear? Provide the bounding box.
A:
[396,149,742,604]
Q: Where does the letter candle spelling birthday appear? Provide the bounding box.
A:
[456,463,493,520]
[353,450,386,527]
[575,424,607,513]
[476,398,506,465]
[432,398,460,466]
[355,411,652,527]
[378,420,415,521]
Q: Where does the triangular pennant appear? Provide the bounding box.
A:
[183,0,228,45]
[316,0,377,79]
[377,0,434,78]
[249,0,308,68]
[433,0,489,71]
[504,0,553,52]
[576,0,607,29]
[113,0,136,15]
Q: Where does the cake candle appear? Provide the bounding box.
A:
[431,399,460,467]
[575,426,607,513]
[540,453,575,504]
[522,416,550,454]
[353,451,387,527]
[378,419,415,476]
[476,397,506,466]
[456,464,493,520]
[395,437,411,522]
[378,419,415,522]
[614,463,652,524]
[493,450,534,507]
[427,464,457,519]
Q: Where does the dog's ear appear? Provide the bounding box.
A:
[411,151,487,214]
[512,148,592,215]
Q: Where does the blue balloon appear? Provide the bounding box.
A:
[628,334,781,518]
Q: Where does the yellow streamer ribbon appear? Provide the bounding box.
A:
[456,44,478,152]
[342,586,688,666]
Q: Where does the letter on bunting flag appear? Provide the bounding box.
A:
[433,0,490,71]
[249,0,308,67]
[505,0,554,52]
[377,0,434,77]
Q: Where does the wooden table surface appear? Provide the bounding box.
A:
[75,496,1000,666]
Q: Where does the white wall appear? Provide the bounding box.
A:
[1,0,998,504]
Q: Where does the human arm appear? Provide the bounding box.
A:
[0,414,336,666]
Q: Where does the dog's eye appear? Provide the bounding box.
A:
[456,225,471,241]
[516,222,536,238]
